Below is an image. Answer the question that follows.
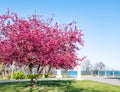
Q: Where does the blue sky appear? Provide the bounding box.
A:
[0,0,120,70]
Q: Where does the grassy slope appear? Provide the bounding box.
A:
[0,80,120,92]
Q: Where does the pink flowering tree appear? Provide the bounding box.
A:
[0,11,84,86]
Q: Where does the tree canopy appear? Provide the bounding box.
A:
[0,11,84,70]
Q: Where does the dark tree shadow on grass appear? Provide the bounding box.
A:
[0,80,105,92]
[36,80,102,92]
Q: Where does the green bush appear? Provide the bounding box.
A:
[44,74,49,78]
[26,74,49,79]
[39,74,42,78]
[6,74,11,80]
[26,74,36,79]
[26,74,30,79]
[12,72,25,79]
[26,74,44,79]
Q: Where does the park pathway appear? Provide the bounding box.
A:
[83,76,120,86]
[0,76,120,86]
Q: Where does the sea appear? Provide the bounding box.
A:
[61,70,120,77]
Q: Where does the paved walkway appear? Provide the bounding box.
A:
[82,76,120,86]
[0,76,120,86]
[0,78,74,83]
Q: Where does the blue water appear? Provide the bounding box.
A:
[64,70,120,77]
[66,70,77,77]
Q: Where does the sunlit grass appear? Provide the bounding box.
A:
[0,80,120,92]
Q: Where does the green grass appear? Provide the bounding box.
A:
[0,80,120,92]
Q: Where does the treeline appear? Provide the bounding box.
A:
[0,62,55,79]
[81,59,119,76]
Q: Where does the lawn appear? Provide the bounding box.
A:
[0,80,120,92]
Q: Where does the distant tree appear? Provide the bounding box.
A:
[93,61,106,76]
[81,59,92,75]
[0,11,85,86]
[0,63,12,78]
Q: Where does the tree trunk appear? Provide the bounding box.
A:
[35,65,40,83]
[4,65,7,79]
[29,63,34,87]
[11,62,15,79]
[39,67,44,74]
[48,66,52,74]
[98,70,100,77]
[2,70,5,79]
[42,67,45,78]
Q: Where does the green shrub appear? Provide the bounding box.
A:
[12,72,25,79]
[39,74,42,78]
[26,74,36,79]
[26,74,49,79]
[26,74,31,79]
[6,74,11,80]
[44,74,49,78]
